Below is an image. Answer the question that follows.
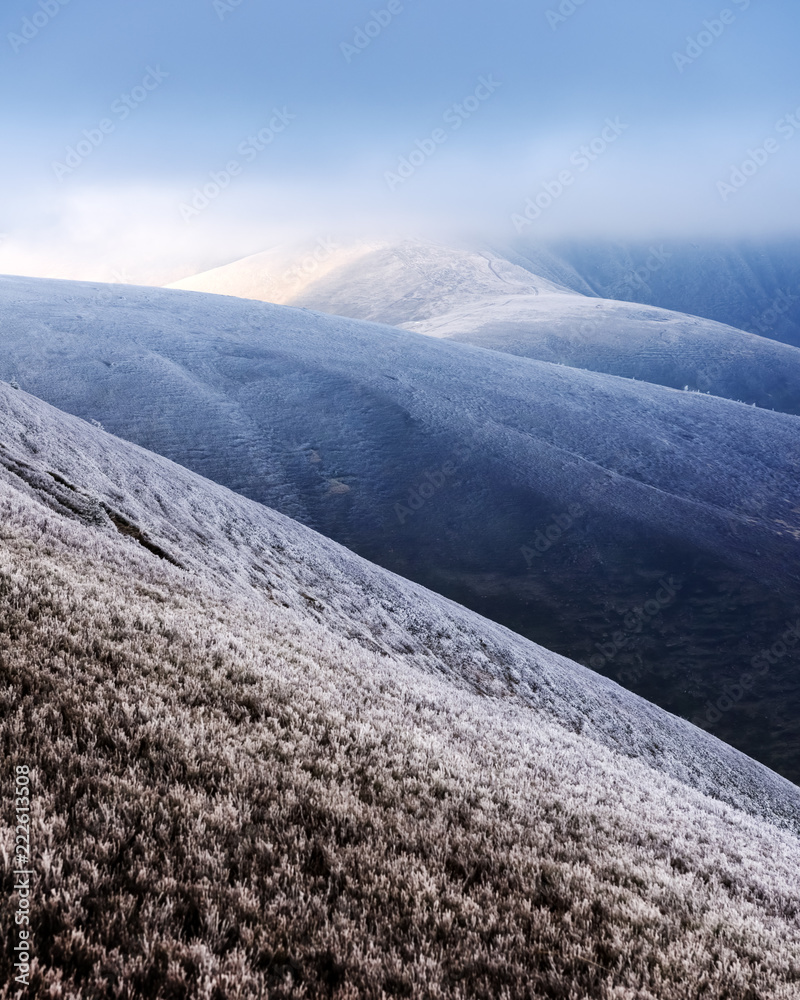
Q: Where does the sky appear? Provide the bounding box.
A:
[1,0,798,284]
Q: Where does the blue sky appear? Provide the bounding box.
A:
[1,0,798,282]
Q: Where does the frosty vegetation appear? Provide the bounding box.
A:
[170,238,800,415]
[1,383,799,998]
[3,271,800,784]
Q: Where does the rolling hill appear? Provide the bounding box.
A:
[169,239,800,415]
[1,273,800,781]
[1,379,799,998]
[507,236,800,350]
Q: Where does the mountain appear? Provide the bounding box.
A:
[1,379,799,998]
[169,239,800,415]
[168,239,570,316]
[507,236,800,350]
[2,274,800,781]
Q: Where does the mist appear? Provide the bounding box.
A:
[1,0,798,284]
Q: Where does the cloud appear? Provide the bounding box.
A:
[1,0,797,282]
[3,107,799,288]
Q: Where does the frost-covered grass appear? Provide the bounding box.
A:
[169,237,800,414]
[0,385,799,998]
[2,273,800,781]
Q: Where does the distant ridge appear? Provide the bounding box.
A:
[2,274,800,779]
[169,237,800,415]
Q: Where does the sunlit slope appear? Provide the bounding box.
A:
[167,238,570,313]
[168,238,800,414]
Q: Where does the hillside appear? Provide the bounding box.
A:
[168,238,800,415]
[1,381,799,998]
[506,237,800,350]
[2,274,800,781]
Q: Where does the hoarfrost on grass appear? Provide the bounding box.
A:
[0,381,799,996]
